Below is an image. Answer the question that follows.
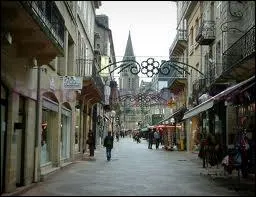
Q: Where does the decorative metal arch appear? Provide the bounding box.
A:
[119,92,168,108]
[98,57,204,77]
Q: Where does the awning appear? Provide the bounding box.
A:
[182,99,214,120]
[183,75,255,120]
[158,106,187,124]
[213,75,255,101]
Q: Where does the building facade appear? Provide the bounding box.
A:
[94,14,118,140]
[1,1,105,194]
[177,1,255,153]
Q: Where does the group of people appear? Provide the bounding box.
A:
[148,128,162,149]
[86,128,163,161]
[115,130,126,142]
[86,130,114,161]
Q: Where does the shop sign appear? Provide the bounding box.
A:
[63,76,82,90]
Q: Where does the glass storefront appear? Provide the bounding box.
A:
[40,98,59,166]
[41,108,51,164]
[61,108,71,160]
[74,108,80,152]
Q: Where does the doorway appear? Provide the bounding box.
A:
[0,83,8,194]
[15,95,26,187]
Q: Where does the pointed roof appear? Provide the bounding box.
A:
[123,31,135,61]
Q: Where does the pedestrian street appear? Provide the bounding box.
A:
[20,137,248,196]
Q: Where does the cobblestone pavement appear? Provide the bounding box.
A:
[20,138,254,196]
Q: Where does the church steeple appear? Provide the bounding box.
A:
[123,30,135,61]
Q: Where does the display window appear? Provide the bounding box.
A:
[40,108,51,165]
[61,107,71,160]
[75,108,80,152]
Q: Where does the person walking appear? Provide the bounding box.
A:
[148,129,154,149]
[116,131,120,142]
[154,130,160,149]
[104,131,114,161]
[87,130,95,156]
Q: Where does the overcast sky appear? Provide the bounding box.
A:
[96,1,177,82]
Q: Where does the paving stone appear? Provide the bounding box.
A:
[19,138,254,196]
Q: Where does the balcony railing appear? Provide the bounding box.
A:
[76,58,104,97]
[222,25,255,72]
[21,1,65,49]
[76,58,93,77]
[168,68,186,88]
[195,21,215,45]
[177,1,196,27]
[169,29,187,55]
[92,64,105,97]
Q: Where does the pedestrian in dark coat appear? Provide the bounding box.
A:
[104,131,114,161]
[148,129,154,149]
[87,130,95,156]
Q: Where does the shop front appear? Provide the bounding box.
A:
[189,115,200,152]
[157,107,187,151]
[40,96,59,172]
[173,108,187,151]
[74,107,81,154]
[226,77,255,146]
[184,76,255,152]
[60,104,72,163]
[156,124,175,151]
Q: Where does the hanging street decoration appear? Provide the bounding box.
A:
[119,92,168,107]
[98,57,204,78]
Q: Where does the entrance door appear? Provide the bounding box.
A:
[0,84,8,194]
[15,96,26,187]
[61,114,71,160]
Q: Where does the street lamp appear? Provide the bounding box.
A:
[110,110,116,135]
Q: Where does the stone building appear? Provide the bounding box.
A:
[119,31,140,131]
[94,14,118,141]
[173,1,256,152]
[1,1,103,194]
[167,1,255,152]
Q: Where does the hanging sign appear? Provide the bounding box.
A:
[63,76,82,89]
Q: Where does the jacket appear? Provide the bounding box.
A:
[104,135,114,149]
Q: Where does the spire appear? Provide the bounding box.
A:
[123,31,135,61]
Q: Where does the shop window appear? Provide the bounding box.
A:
[41,108,50,165]
[61,114,69,159]
[75,108,80,152]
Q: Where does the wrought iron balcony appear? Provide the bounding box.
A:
[92,65,105,98]
[178,1,197,24]
[168,68,186,94]
[76,58,105,101]
[169,29,187,56]
[168,69,186,86]
[222,25,255,74]
[195,21,215,45]
[21,1,65,49]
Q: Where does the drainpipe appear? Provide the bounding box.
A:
[34,59,41,182]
